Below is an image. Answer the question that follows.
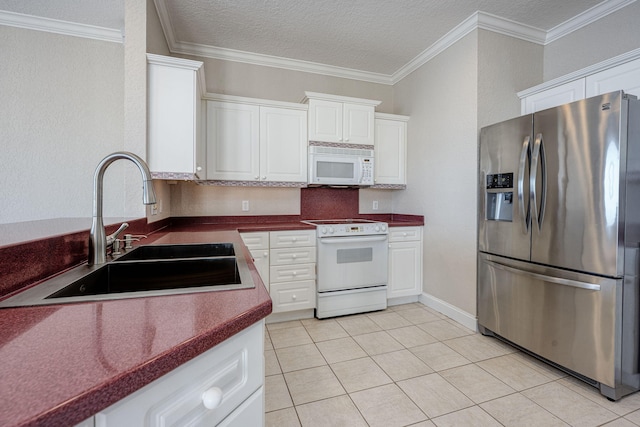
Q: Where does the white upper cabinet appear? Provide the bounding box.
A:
[305,92,380,146]
[205,95,308,183]
[374,113,409,186]
[586,58,640,98]
[206,101,260,181]
[521,80,585,114]
[260,106,307,182]
[519,51,640,115]
[147,54,206,179]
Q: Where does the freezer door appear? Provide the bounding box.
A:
[478,253,620,389]
[478,115,533,261]
[531,92,624,277]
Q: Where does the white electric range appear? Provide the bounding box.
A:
[302,219,389,318]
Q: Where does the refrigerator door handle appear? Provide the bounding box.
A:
[486,260,601,291]
[517,136,531,234]
[530,133,547,230]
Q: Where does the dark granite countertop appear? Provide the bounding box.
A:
[0,230,271,427]
[0,213,424,426]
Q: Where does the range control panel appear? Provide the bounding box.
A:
[486,173,513,189]
[318,222,388,237]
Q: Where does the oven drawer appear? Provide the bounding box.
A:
[270,280,316,313]
[270,263,316,283]
[270,247,316,266]
[270,230,315,249]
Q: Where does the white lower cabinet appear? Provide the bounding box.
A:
[92,321,264,427]
[269,230,316,314]
[241,232,270,291]
[388,227,423,299]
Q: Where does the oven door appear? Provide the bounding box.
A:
[316,235,388,292]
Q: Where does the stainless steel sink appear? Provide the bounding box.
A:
[0,242,254,308]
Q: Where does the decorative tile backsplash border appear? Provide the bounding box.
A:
[195,180,307,187]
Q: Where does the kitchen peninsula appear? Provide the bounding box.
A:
[0,207,422,426]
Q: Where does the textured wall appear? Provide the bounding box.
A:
[0,26,124,224]
[392,31,479,316]
[543,2,640,81]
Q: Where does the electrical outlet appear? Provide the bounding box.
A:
[373,200,379,211]
[242,200,250,211]
[151,204,158,215]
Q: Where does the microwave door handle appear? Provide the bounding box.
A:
[518,136,530,234]
[320,235,388,244]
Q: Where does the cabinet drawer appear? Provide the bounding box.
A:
[241,232,269,250]
[270,230,315,249]
[270,281,316,313]
[270,263,316,283]
[270,246,316,266]
[95,322,264,427]
[389,227,422,242]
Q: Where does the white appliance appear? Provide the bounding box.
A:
[303,219,388,318]
[308,146,374,186]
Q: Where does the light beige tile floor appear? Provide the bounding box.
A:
[264,302,640,426]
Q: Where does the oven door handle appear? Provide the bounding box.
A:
[319,235,388,244]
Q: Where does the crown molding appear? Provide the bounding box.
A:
[545,0,636,44]
[152,0,635,85]
[170,40,395,85]
[0,10,122,43]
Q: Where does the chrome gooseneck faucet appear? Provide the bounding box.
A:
[88,152,157,266]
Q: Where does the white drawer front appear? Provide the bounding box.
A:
[241,232,269,250]
[270,246,316,266]
[270,230,315,249]
[95,322,264,427]
[389,227,422,242]
[270,263,316,283]
[270,281,316,313]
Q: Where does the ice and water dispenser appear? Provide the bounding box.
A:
[486,173,513,222]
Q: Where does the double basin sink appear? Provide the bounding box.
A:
[0,243,255,308]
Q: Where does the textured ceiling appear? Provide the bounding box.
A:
[0,0,624,76]
[160,0,605,75]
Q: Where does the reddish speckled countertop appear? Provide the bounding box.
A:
[0,230,271,427]
[0,210,424,427]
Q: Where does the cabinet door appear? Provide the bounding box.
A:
[375,118,407,185]
[249,248,269,291]
[147,55,205,178]
[388,241,422,299]
[343,103,375,145]
[260,106,307,182]
[521,79,585,114]
[206,101,260,181]
[308,99,342,143]
[586,59,640,98]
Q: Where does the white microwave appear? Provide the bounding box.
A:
[308,145,374,186]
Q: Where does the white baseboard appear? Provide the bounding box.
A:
[387,295,420,307]
[266,309,315,324]
[418,292,478,332]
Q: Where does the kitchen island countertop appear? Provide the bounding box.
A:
[0,230,271,427]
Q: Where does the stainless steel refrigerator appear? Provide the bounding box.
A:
[478,90,640,400]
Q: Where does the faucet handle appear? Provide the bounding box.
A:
[106,222,129,247]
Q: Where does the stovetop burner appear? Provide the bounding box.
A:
[302,219,379,225]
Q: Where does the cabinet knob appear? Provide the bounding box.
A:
[202,386,223,410]
[261,176,267,180]
[263,252,268,257]
[292,271,297,276]
[196,166,202,171]
[254,176,260,180]
[403,232,407,237]
[345,138,349,142]
[292,294,297,300]
[292,254,297,259]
